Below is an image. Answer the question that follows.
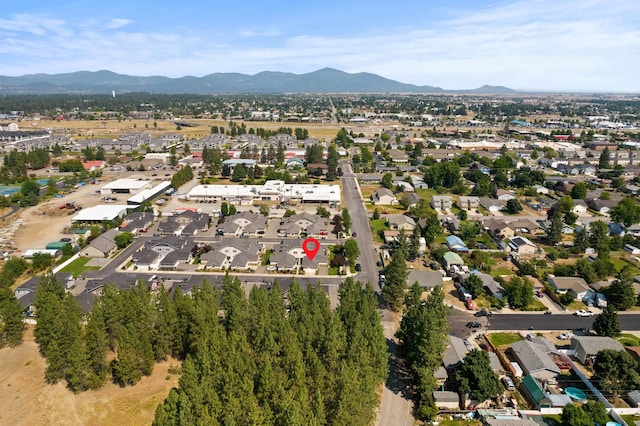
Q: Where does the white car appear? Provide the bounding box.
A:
[558,333,574,340]
[574,310,594,317]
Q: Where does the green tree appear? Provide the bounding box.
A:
[593,349,640,399]
[581,400,609,426]
[611,197,640,228]
[0,287,25,348]
[456,350,502,402]
[547,209,563,244]
[382,248,408,311]
[465,274,484,298]
[593,306,620,337]
[505,198,523,214]
[502,276,534,309]
[341,208,351,233]
[397,284,449,421]
[604,268,637,310]
[343,238,360,265]
[599,147,611,169]
[560,403,592,426]
[570,181,587,200]
[114,232,134,249]
[381,173,393,189]
[326,144,339,181]
[231,164,247,182]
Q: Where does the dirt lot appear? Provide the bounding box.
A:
[9,183,106,253]
[0,327,179,426]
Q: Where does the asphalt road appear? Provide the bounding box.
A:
[447,308,640,339]
[340,160,380,290]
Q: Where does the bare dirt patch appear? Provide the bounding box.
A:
[0,326,179,426]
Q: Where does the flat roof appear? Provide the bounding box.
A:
[128,181,172,204]
[188,181,341,203]
[101,179,151,190]
[71,205,130,222]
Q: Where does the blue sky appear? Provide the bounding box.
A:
[1,0,638,92]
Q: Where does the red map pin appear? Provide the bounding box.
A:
[302,237,320,261]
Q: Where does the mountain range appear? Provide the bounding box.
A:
[0,68,516,95]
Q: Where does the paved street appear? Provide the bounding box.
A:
[340,160,379,290]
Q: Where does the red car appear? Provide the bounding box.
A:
[465,300,474,310]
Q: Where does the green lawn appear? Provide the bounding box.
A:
[261,249,272,266]
[610,256,640,275]
[60,256,101,277]
[488,333,523,348]
[523,299,547,312]
[415,188,437,200]
[617,333,640,346]
[491,267,513,278]
[370,218,389,243]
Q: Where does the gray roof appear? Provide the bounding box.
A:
[570,335,625,355]
[407,270,443,289]
[511,338,561,376]
[433,390,459,403]
[443,335,469,369]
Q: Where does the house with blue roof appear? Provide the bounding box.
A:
[446,235,468,252]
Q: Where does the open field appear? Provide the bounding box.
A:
[0,326,179,426]
[26,118,346,141]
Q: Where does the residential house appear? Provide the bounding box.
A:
[496,189,516,201]
[446,235,468,252]
[570,335,625,364]
[431,195,452,210]
[157,210,210,236]
[510,338,562,381]
[407,270,444,290]
[200,239,264,271]
[531,184,549,195]
[81,228,120,258]
[216,211,267,237]
[462,272,503,298]
[479,197,505,213]
[520,375,572,410]
[433,391,460,410]
[586,198,619,215]
[483,218,515,240]
[269,239,328,274]
[277,212,328,238]
[443,335,469,372]
[458,196,479,210]
[547,276,591,300]
[509,218,541,235]
[386,214,416,231]
[387,149,409,163]
[120,212,154,234]
[507,236,537,258]
[372,188,398,206]
[443,251,465,270]
[571,199,589,215]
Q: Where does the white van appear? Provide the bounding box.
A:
[502,376,515,391]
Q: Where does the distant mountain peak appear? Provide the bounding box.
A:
[0,69,515,95]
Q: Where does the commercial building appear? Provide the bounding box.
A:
[100,179,152,195]
[187,180,340,206]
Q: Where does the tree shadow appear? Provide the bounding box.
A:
[385,337,416,401]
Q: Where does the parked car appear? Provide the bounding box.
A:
[575,310,594,317]
[465,300,474,310]
[466,321,481,328]
[355,263,362,272]
[430,262,439,270]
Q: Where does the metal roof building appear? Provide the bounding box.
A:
[71,205,130,222]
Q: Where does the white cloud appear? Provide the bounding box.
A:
[1,0,638,91]
[105,18,133,29]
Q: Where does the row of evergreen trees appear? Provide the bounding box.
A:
[32,273,388,424]
[0,258,29,348]
[154,276,388,425]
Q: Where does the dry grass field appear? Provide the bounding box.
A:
[27,118,346,141]
[0,327,179,426]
